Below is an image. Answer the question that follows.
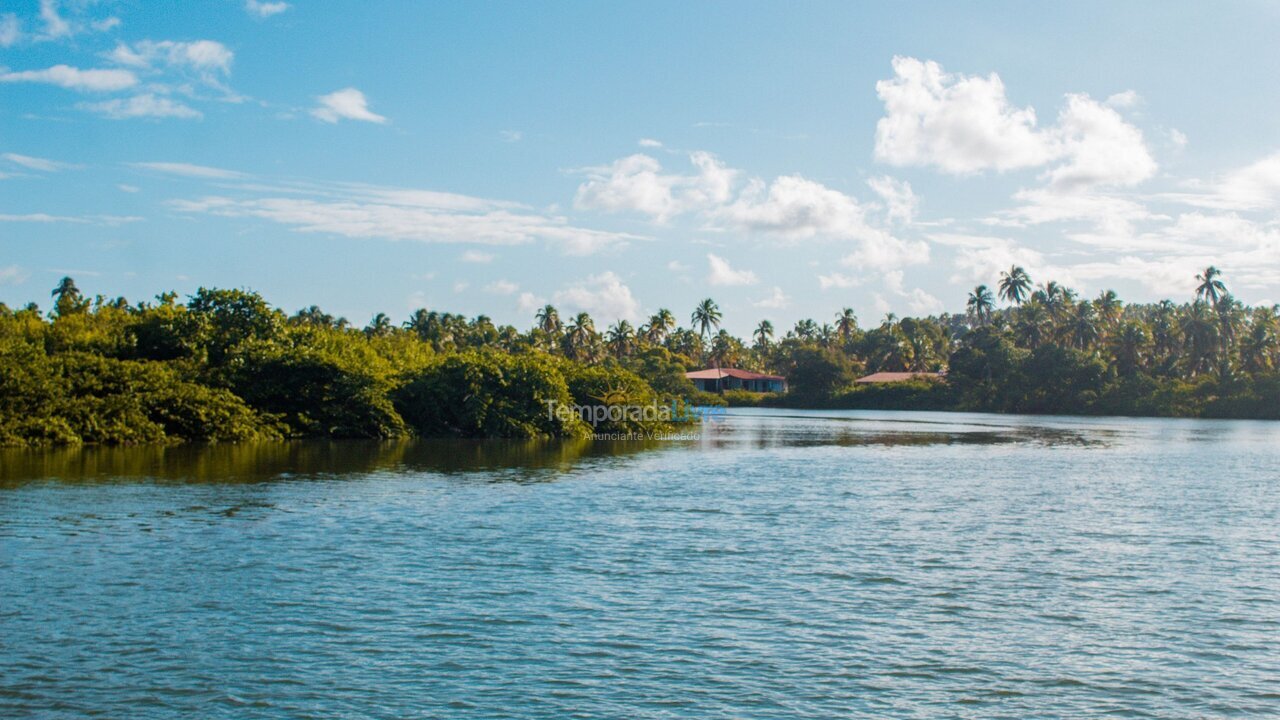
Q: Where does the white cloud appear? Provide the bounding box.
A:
[884,269,944,315]
[131,162,244,179]
[867,175,917,224]
[39,0,70,39]
[817,272,861,289]
[752,286,790,309]
[117,184,139,193]
[0,14,20,47]
[875,56,1055,174]
[170,180,638,255]
[1046,93,1155,191]
[706,252,757,286]
[499,130,523,142]
[108,40,234,75]
[874,57,1154,190]
[311,88,387,124]
[1168,151,1280,211]
[666,260,690,273]
[0,65,137,92]
[1105,90,1141,109]
[246,0,290,18]
[81,93,202,120]
[460,250,495,263]
[3,153,75,172]
[553,271,641,323]
[516,292,546,315]
[485,279,519,295]
[0,212,140,225]
[574,151,735,222]
[638,138,663,148]
[0,265,29,284]
[929,232,1060,286]
[453,281,470,293]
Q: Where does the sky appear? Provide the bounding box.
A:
[2,0,1280,335]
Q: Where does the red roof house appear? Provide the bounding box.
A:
[685,368,787,393]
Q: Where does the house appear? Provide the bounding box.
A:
[686,368,787,393]
[855,371,945,384]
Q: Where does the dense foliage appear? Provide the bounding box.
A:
[2,265,1277,446]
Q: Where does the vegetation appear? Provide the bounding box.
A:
[2,265,1277,446]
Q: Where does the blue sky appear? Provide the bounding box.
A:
[3,1,1280,334]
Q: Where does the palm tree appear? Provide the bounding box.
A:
[51,276,87,316]
[753,320,774,350]
[643,308,676,344]
[364,312,392,338]
[1110,321,1150,376]
[606,320,636,358]
[1065,301,1099,351]
[691,298,722,340]
[967,285,995,325]
[793,318,818,340]
[1014,300,1049,348]
[998,266,1032,305]
[535,304,561,335]
[1095,290,1122,328]
[709,329,741,367]
[563,312,598,362]
[835,308,858,343]
[1195,266,1227,305]
[1179,301,1219,376]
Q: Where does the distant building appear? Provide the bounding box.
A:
[686,368,787,393]
[855,371,946,384]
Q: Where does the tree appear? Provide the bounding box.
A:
[967,285,995,326]
[563,312,599,362]
[643,309,676,344]
[753,320,774,350]
[835,308,859,343]
[691,298,722,340]
[606,320,636,358]
[998,266,1032,305]
[1196,266,1227,305]
[51,276,88,317]
[535,304,561,335]
[364,313,393,338]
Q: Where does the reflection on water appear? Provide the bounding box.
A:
[0,410,1109,488]
[0,437,670,487]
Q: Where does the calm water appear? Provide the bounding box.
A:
[3,409,1279,718]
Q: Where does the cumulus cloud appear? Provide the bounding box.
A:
[638,138,663,148]
[884,270,944,315]
[552,272,641,323]
[1046,93,1156,191]
[752,286,790,309]
[705,253,757,286]
[246,0,290,18]
[108,40,234,75]
[312,88,387,124]
[875,56,1055,174]
[574,151,735,222]
[874,56,1154,189]
[516,291,546,315]
[81,93,202,120]
[1167,151,1280,211]
[817,272,861,290]
[485,279,518,295]
[867,175,917,224]
[0,64,137,92]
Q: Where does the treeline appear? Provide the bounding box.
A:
[0,282,695,446]
[3,264,1278,446]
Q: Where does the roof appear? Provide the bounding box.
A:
[685,367,785,381]
[855,371,945,384]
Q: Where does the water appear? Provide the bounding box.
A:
[2,409,1279,718]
